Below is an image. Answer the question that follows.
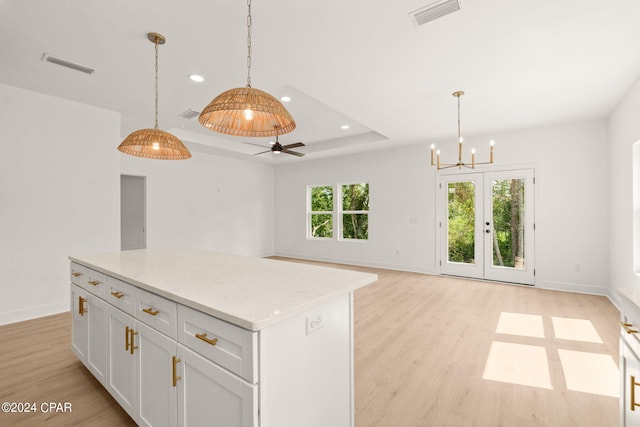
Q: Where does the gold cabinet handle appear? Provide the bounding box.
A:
[172,356,182,387]
[195,333,218,346]
[620,321,638,334]
[142,307,159,316]
[71,271,83,277]
[128,328,138,355]
[111,291,124,299]
[88,280,101,286]
[632,375,640,411]
[78,296,87,316]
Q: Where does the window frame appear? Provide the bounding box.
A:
[306,181,369,241]
[307,184,335,240]
[338,181,369,241]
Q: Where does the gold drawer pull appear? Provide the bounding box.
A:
[71,271,83,277]
[78,296,87,316]
[128,327,138,355]
[632,375,640,411]
[88,280,101,286]
[142,307,159,316]
[195,333,218,346]
[620,321,638,334]
[172,356,182,387]
[111,291,125,299]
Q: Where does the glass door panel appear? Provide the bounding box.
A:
[440,176,484,279]
[484,170,534,284]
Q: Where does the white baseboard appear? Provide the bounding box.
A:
[534,279,611,297]
[0,301,69,326]
[272,252,437,275]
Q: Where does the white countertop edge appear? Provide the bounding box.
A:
[618,287,640,310]
[69,255,377,332]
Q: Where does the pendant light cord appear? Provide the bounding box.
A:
[154,39,159,130]
[246,0,252,88]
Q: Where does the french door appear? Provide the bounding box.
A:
[439,169,535,285]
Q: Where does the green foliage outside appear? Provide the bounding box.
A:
[447,182,476,263]
[447,179,525,268]
[310,186,333,238]
[342,183,369,239]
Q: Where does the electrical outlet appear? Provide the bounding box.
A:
[306,312,323,335]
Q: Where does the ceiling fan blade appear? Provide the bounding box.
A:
[283,150,305,157]
[253,150,272,156]
[282,142,305,150]
[243,141,270,148]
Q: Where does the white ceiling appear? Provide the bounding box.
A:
[1,0,639,163]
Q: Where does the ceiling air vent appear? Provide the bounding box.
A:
[179,109,201,119]
[41,53,95,75]
[410,0,461,26]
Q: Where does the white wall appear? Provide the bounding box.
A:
[608,73,640,305]
[120,148,275,257]
[0,83,120,325]
[274,120,610,295]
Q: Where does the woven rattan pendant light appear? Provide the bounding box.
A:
[118,32,191,160]
[198,0,295,137]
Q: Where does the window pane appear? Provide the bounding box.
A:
[342,183,369,211]
[311,214,333,238]
[491,178,525,269]
[447,181,475,264]
[311,186,333,212]
[342,214,368,240]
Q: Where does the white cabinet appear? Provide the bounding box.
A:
[107,306,136,418]
[177,344,257,427]
[71,265,256,427]
[621,339,640,426]
[71,283,108,386]
[136,321,177,427]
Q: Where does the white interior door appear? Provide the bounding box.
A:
[121,175,146,250]
[439,169,535,285]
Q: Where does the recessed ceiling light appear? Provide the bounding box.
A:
[341,124,350,130]
[280,96,291,102]
[189,74,204,83]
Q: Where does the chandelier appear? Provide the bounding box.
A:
[118,33,191,160]
[430,91,493,170]
[198,0,295,137]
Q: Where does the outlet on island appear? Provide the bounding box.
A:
[306,312,324,335]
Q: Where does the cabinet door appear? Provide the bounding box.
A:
[108,307,136,419]
[621,339,640,426]
[86,294,109,385]
[71,284,88,361]
[177,345,257,427]
[135,321,177,427]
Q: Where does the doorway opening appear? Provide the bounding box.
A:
[120,175,146,250]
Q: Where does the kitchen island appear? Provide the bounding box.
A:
[69,248,377,427]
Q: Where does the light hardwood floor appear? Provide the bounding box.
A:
[0,261,619,426]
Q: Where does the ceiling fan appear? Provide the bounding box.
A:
[243,135,305,157]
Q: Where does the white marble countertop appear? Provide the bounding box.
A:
[69,248,378,332]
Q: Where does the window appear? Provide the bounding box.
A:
[309,185,333,238]
[341,183,369,240]
[308,183,369,240]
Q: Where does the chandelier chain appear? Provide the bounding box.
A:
[246,0,252,88]
[154,39,159,130]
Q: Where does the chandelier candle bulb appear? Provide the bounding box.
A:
[430,144,435,165]
[490,140,495,163]
[437,149,441,169]
[471,149,476,168]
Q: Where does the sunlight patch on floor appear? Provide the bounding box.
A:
[483,341,553,389]
[495,312,545,338]
[551,317,603,343]
[558,349,619,397]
